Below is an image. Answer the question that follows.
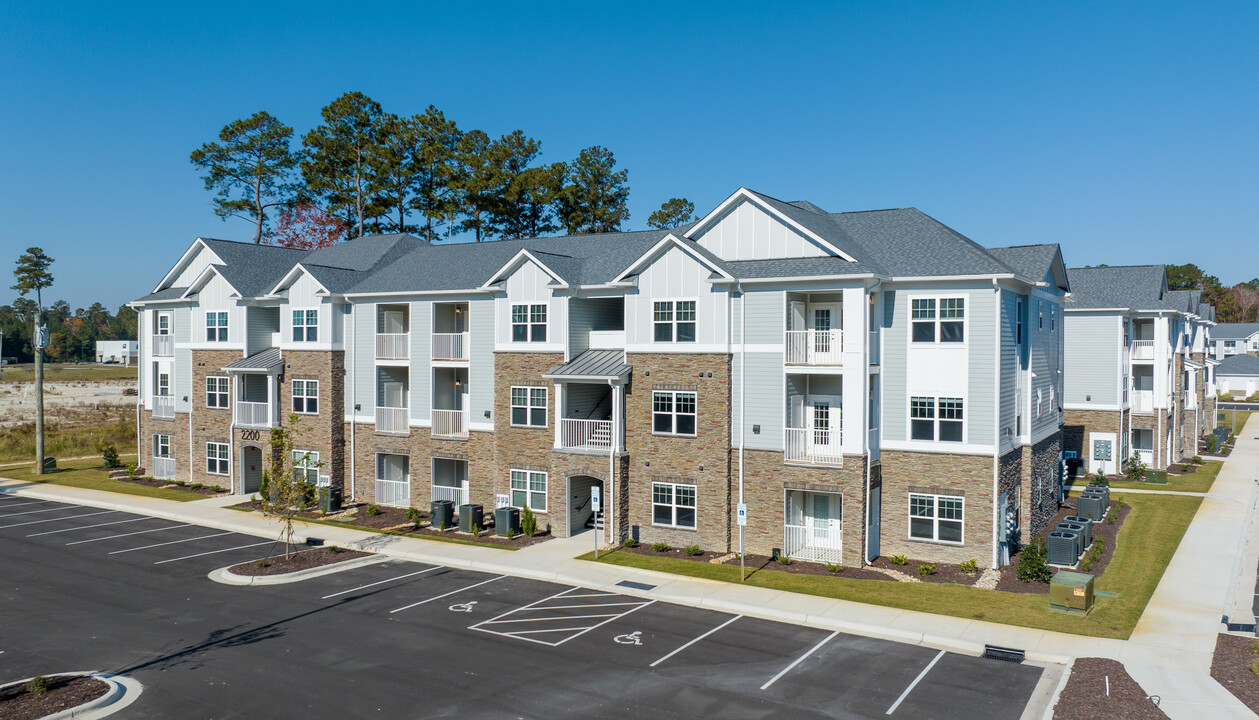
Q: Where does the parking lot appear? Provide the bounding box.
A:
[0,492,1048,719]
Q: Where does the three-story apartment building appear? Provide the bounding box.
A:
[132,188,1068,570]
[1212,323,1259,361]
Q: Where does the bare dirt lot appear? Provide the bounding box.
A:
[0,379,136,429]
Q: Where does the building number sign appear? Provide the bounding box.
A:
[241,430,261,442]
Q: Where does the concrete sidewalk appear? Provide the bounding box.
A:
[4,422,1259,719]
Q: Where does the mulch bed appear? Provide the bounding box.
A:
[1211,633,1259,714]
[1053,657,1168,719]
[0,675,110,720]
[869,556,981,586]
[994,499,1128,595]
[103,467,228,496]
[228,547,372,576]
[615,543,893,581]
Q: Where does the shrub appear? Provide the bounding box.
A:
[506,529,517,540]
[102,443,120,468]
[1251,659,1259,677]
[959,559,979,574]
[1090,538,1104,563]
[890,554,909,566]
[1250,640,1259,655]
[190,483,203,490]
[825,562,843,574]
[366,504,381,516]
[521,506,538,537]
[1080,556,1092,572]
[1089,472,1109,487]
[27,676,50,695]
[1191,455,1203,465]
[1124,453,1146,481]
[652,541,669,553]
[621,537,638,549]
[774,552,792,566]
[1107,500,1120,525]
[405,507,423,526]
[1016,537,1052,583]
[174,480,186,486]
[255,559,270,568]
[918,564,936,576]
[684,544,702,556]
[1208,435,1218,453]
[471,524,481,538]
[124,462,140,480]
[328,546,342,554]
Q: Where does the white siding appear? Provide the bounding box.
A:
[692,197,831,261]
[625,245,728,349]
[171,246,216,288]
[998,290,1020,446]
[469,298,495,425]
[882,290,907,441]
[738,290,784,345]
[732,352,785,450]
[1029,294,1064,438]
[351,303,376,416]
[495,260,564,352]
[410,301,432,422]
[1064,313,1120,405]
[246,306,278,356]
[964,287,996,446]
[191,274,244,349]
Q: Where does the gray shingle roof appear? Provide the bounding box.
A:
[301,264,369,295]
[543,349,631,379]
[829,208,1025,280]
[303,234,424,271]
[199,239,308,298]
[1064,265,1174,311]
[222,347,283,372]
[1214,323,1259,340]
[1217,353,1259,376]
[132,287,189,303]
[987,245,1064,287]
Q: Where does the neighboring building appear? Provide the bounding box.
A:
[1216,354,1259,399]
[95,340,137,365]
[1062,266,1216,473]
[130,188,1069,570]
[1212,323,1259,360]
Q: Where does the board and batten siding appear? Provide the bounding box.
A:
[625,245,728,348]
[171,245,217,288]
[468,298,495,427]
[691,197,830,261]
[495,260,565,352]
[732,352,785,450]
[1064,313,1120,406]
[410,301,432,423]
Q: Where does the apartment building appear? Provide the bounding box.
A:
[1212,323,1259,361]
[131,188,1068,570]
[1062,266,1216,474]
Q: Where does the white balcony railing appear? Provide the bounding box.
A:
[783,523,843,564]
[1135,448,1154,467]
[1132,340,1155,360]
[785,330,843,365]
[152,335,173,357]
[376,333,409,360]
[375,478,410,507]
[432,333,469,362]
[1131,390,1154,413]
[152,456,176,480]
[151,395,175,419]
[234,401,271,428]
[376,406,409,435]
[785,427,843,466]
[431,483,468,506]
[431,408,468,438]
[560,418,613,451]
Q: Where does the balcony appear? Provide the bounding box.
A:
[1134,448,1154,467]
[152,335,173,357]
[432,332,469,362]
[560,419,613,451]
[785,330,843,365]
[783,523,843,564]
[151,395,175,419]
[431,483,468,506]
[152,456,176,480]
[1132,340,1155,360]
[374,477,410,507]
[235,401,272,428]
[785,427,843,466]
[431,408,468,438]
[1131,390,1154,413]
[376,406,409,435]
[376,333,409,360]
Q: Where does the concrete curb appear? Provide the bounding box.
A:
[208,554,388,586]
[0,671,143,719]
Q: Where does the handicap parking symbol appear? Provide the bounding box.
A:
[614,631,642,646]
[449,601,479,613]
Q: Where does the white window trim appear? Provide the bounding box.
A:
[153,434,171,458]
[206,376,229,409]
[908,492,964,545]
[908,395,966,443]
[205,310,229,343]
[651,481,697,529]
[155,311,172,335]
[652,390,698,437]
[293,449,320,484]
[206,442,230,476]
[291,307,319,343]
[908,294,968,346]
[510,303,548,343]
[293,379,319,415]
[509,469,547,513]
[652,298,698,343]
[510,386,548,428]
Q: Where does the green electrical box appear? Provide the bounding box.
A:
[1050,571,1095,614]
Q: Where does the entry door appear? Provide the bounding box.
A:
[808,304,840,358]
[867,487,881,560]
[241,446,262,494]
[1089,432,1116,475]
[810,493,839,543]
[807,397,840,452]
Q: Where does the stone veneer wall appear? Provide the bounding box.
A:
[1025,433,1062,535]
[878,450,996,568]
[1062,409,1123,468]
[282,350,345,488]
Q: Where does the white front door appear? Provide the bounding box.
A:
[807,396,840,453]
[810,493,839,542]
[1089,432,1116,475]
[808,304,840,359]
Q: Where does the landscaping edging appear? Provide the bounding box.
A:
[0,671,142,720]
[209,553,387,586]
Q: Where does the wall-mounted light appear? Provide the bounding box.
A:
[354,404,361,412]
[455,378,462,387]
[484,410,491,418]
[698,464,704,471]
[752,424,761,434]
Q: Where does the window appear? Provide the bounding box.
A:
[939,298,964,342]
[911,299,935,342]
[293,450,319,484]
[652,482,697,528]
[156,312,171,335]
[292,309,318,342]
[1036,388,1042,416]
[206,311,228,342]
[511,304,547,342]
[653,391,697,435]
[510,386,547,427]
[1016,298,1024,344]
[909,493,963,543]
[510,469,546,512]
[206,442,229,475]
[293,379,318,415]
[157,371,170,397]
[653,300,697,342]
[153,434,171,458]
[206,376,229,408]
[913,297,964,343]
[910,396,963,442]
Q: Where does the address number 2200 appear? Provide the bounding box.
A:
[240,430,261,441]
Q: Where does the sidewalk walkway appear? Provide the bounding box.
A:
[4,421,1259,719]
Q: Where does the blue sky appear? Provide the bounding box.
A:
[2,1,1255,311]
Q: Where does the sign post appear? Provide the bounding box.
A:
[591,485,602,559]
[736,503,747,581]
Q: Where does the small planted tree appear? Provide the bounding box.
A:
[1016,537,1052,583]
[259,413,320,560]
[521,505,538,538]
[1124,453,1146,481]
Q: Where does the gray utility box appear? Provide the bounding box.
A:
[1047,531,1080,566]
[495,506,521,537]
[1050,571,1095,613]
[459,503,484,533]
[430,500,454,530]
[1056,522,1087,557]
[1064,516,1093,548]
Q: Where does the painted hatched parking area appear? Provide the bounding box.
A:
[469,586,655,646]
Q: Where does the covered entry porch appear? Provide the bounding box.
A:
[782,489,842,564]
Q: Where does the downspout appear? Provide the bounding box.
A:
[863,279,882,565]
[135,322,142,475]
[349,304,356,502]
[607,377,616,546]
[991,278,1001,570]
[229,375,236,494]
[738,281,745,558]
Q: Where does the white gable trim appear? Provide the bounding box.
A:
[481,249,569,289]
[683,188,857,262]
[154,238,225,293]
[611,234,734,283]
[181,265,241,300]
[267,263,330,298]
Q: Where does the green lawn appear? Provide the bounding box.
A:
[1222,409,1252,437]
[1065,460,1222,494]
[0,363,138,383]
[583,492,1201,639]
[229,506,518,551]
[0,456,204,502]
[0,412,135,464]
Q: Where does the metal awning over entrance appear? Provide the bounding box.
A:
[222,347,283,374]
[543,349,631,382]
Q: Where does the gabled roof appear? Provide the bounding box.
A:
[1064,265,1174,312]
[197,239,308,298]
[828,208,1024,281]
[611,234,733,284]
[684,188,859,262]
[1217,353,1259,377]
[1215,323,1259,340]
[987,244,1070,291]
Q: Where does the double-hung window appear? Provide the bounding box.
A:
[653,391,697,436]
[292,309,318,342]
[653,300,696,342]
[206,442,229,475]
[157,371,171,397]
[912,298,964,343]
[293,450,319,484]
[206,311,228,342]
[652,482,697,528]
[293,380,318,415]
[909,493,963,543]
[153,434,171,458]
[206,376,229,408]
[910,396,963,442]
[510,469,546,512]
[510,386,547,427]
[511,304,547,342]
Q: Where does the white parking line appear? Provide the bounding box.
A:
[29,517,155,536]
[481,612,623,625]
[760,630,839,690]
[650,615,742,668]
[0,505,85,518]
[0,510,115,529]
[153,541,273,564]
[469,587,656,647]
[66,523,192,545]
[389,576,505,613]
[107,531,234,554]
[0,499,51,508]
[885,649,945,715]
[322,567,442,599]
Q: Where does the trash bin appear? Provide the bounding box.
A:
[318,486,342,513]
[1050,571,1095,613]
[495,506,520,537]
[430,500,454,530]
[459,503,484,533]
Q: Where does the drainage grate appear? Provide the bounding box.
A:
[983,644,1026,663]
[616,580,656,591]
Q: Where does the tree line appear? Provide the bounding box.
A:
[1165,264,1259,323]
[0,298,136,364]
[190,92,700,246]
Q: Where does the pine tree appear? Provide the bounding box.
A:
[558,146,629,235]
[648,197,696,229]
[302,92,386,239]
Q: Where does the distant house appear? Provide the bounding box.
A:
[1216,354,1259,399]
[96,340,138,365]
[1212,323,1259,360]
